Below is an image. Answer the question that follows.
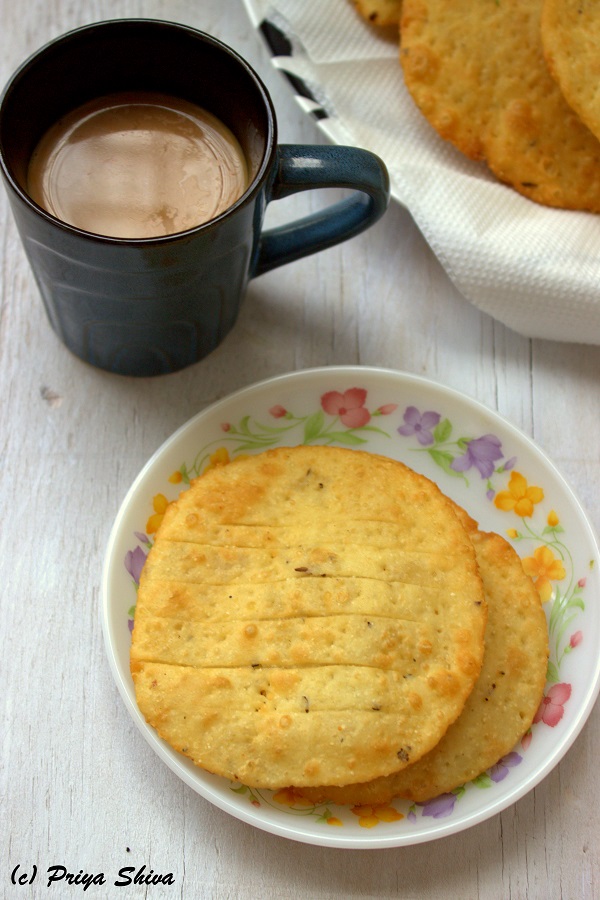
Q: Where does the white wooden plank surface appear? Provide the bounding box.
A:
[1,1,598,898]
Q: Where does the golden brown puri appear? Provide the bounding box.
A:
[541,0,600,144]
[299,512,548,805]
[399,0,600,211]
[352,0,403,28]
[130,446,486,789]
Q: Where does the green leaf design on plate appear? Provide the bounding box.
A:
[303,410,326,443]
[546,659,560,684]
[428,449,464,478]
[433,417,452,444]
[321,430,368,446]
[472,773,493,789]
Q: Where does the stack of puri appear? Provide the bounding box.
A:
[353,0,600,212]
[130,446,548,805]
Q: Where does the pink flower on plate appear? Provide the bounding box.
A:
[269,405,287,419]
[569,631,583,649]
[533,683,572,727]
[321,388,371,428]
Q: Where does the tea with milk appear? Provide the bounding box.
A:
[27,91,249,238]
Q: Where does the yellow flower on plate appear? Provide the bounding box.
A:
[522,545,567,602]
[326,816,343,827]
[272,787,312,808]
[351,804,403,828]
[168,470,183,484]
[494,471,544,517]
[146,493,169,535]
[204,447,231,472]
[547,509,560,527]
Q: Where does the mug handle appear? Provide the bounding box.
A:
[253,145,390,277]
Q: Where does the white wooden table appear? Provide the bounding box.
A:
[1,2,598,898]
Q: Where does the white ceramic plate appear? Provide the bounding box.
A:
[102,367,600,848]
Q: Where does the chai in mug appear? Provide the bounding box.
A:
[27,90,249,238]
[0,20,389,376]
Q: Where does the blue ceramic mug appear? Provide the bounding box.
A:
[0,19,389,377]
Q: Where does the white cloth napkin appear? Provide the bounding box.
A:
[245,0,600,345]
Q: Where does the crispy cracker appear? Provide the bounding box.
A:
[400,0,600,211]
[541,0,600,143]
[299,515,548,805]
[353,0,402,28]
[131,446,486,789]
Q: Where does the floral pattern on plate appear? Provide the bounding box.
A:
[103,368,599,846]
[123,383,592,830]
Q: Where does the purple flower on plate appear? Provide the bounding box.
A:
[450,434,503,479]
[125,545,147,585]
[490,752,522,783]
[419,793,457,818]
[397,406,441,446]
[134,531,149,544]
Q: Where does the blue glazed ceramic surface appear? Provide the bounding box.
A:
[0,20,389,376]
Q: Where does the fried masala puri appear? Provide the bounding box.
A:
[130,446,487,790]
[299,508,549,805]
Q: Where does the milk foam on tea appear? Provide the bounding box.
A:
[27,91,249,238]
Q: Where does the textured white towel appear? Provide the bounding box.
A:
[244,0,600,345]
